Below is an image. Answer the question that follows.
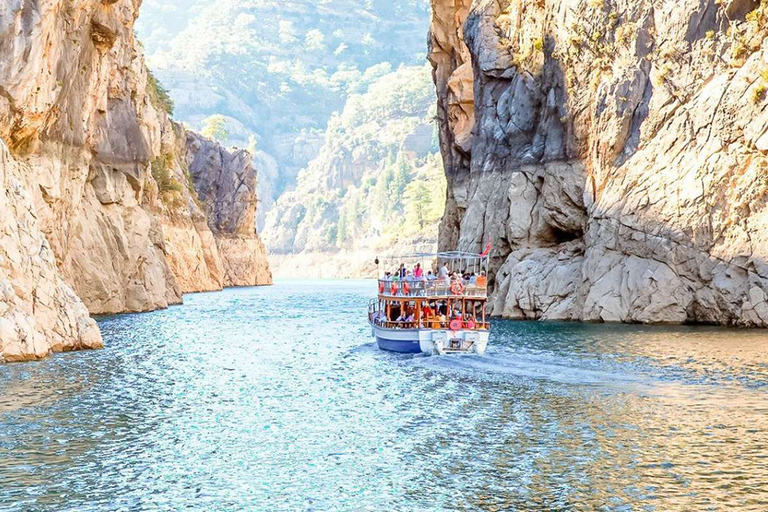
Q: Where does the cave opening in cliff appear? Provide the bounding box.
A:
[549,226,583,245]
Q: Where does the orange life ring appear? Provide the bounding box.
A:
[449,319,462,331]
[390,283,397,295]
[403,282,410,295]
[450,282,465,295]
[379,282,385,294]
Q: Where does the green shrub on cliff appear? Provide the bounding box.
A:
[147,69,174,116]
[151,153,184,207]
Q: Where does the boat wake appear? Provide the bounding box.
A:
[408,344,693,397]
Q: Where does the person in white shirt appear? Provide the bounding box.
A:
[438,263,449,283]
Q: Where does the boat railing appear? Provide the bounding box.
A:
[372,318,490,331]
[377,279,487,298]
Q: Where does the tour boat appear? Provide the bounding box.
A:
[367,250,491,355]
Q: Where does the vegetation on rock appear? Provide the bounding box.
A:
[201,115,230,143]
[151,153,184,208]
[147,69,174,115]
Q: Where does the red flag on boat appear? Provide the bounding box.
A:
[480,242,491,257]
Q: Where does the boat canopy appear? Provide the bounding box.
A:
[390,250,487,260]
[377,249,490,276]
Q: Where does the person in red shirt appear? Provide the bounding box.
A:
[413,263,423,278]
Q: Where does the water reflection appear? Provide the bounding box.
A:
[0,280,767,511]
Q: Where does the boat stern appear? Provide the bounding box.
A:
[419,329,488,356]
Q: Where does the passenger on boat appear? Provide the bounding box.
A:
[398,263,406,279]
[414,263,423,278]
[416,271,427,293]
[395,308,415,326]
[426,271,437,281]
[422,303,434,318]
[438,263,449,281]
[398,271,412,296]
[476,271,488,288]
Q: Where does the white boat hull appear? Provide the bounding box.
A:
[371,323,488,355]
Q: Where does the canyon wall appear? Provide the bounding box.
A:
[0,0,270,361]
[430,0,768,326]
[186,132,272,287]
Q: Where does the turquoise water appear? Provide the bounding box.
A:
[1,280,767,511]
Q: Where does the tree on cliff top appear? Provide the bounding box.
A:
[201,115,230,144]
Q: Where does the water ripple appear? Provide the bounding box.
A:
[1,280,767,511]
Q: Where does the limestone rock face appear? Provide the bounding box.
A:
[430,0,768,326]
[429,0,474,251]
[186,132,272,287]
[0,0,271,361]
[0,141,102,362]
[0,0,183,316]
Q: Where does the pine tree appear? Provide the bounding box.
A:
[374,162,395,221]
[404,181,431,230]
[337,206,348,247]
[391,153,411,212]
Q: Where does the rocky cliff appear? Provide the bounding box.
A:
[430,0,768,326]
[0,0,270,362]
[154,127,272,294]
[185,132,272,287]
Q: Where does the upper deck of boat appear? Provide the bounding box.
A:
[377,279,487,300]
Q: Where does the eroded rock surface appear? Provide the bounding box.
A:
[0,141,102,362]
[186,132,272,287]
[430,0,768,326]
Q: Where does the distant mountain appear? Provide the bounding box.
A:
[262,64,445,268]
[135,0,432,224]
